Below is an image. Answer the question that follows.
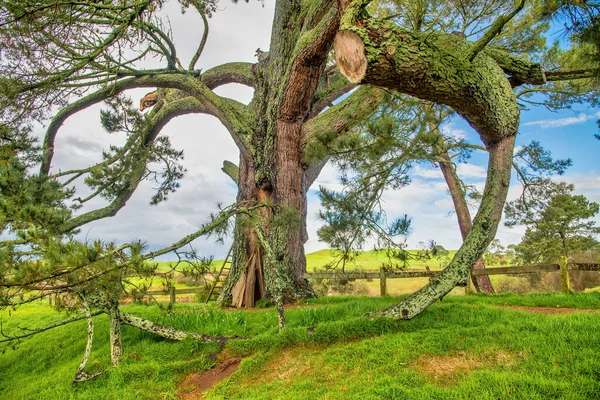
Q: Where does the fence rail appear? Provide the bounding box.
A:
[305,258,600,297]
[143,287,205,307]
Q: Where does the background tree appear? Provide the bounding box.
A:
[507,184,600,263]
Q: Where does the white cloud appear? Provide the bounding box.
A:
[434,198,454,210]
[456,163,487,179]
[441,123,467,141]
[523,111,600,129]
[412,165,443,179]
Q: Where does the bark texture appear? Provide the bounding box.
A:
[439,154,495,294]
[219,1,385,308]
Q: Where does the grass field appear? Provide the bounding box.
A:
[305,249,458,271]
[1,292,600,399]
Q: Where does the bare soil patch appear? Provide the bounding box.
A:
[178,359,240,399]
[496,305,600,314]
[414,351,518,385]
[414,352,482,383]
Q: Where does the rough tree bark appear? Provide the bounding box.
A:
[439,153,495,293]
[216,0,386,307]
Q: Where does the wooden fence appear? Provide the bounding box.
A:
[64,258,595,307]
[305,257,600,297]
[142,287,205,307]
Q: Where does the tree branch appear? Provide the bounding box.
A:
[0,310,103,343]
[467,0,525,61]
[483,47,546,85]
[41,72,253,177]
[201,62,256,89]
[189,2,209,71]
[309,78,356,119]
[221,160,240,186]
[545,69,599,82]
[57,97,214,233]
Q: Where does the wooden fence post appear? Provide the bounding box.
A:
[559,256,571,294]
[379,267,387,297]
[466,272,472,295]
[169,286,176,308]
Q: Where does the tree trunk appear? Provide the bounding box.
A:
[216,1,345,309]
[372,135,514,319]
[219,151,313,308]
[107,304,122,366]
[439,154,495,294]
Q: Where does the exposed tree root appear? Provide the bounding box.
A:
[73,296,103,383]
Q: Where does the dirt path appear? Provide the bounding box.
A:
[495,305,600,314]
[178,359,241,399]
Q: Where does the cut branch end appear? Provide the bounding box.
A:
[334,31,367,84]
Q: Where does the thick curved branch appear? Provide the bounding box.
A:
[41,72,253,176]
[336,9,519,146]
[57,98,214,233]
[41,77,139,176]
[483,48,546,86]
[372,135,515,319]
[201,62,256,89]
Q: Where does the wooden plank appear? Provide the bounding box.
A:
[145,290,168,295]
[174,288,205,295]
[305,270,436,280]
[305,272,377,279]
[145,288,205,296]
[471,264,559,276]
[568,263,600,271]
[387,271,437,278]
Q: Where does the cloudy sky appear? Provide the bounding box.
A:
[40,1,600,259]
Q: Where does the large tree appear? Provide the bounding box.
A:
[1,0,599,320]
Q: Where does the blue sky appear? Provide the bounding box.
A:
[35,1,600,259]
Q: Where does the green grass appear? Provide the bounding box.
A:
[1,292,600,399]
[305,249,459,271]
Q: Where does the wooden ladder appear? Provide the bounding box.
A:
[205,245,233,303]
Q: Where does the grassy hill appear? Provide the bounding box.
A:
[305,249,458,271]
[1,293,599,399]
